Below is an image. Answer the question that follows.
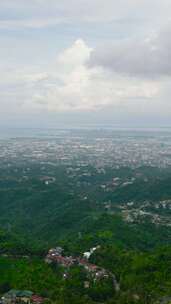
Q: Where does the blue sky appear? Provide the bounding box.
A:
[1,0,171,127]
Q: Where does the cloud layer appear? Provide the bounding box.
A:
[89,25,171,78]
[24,39,160,112]
[1,0,171,29]
[1,0,171,126]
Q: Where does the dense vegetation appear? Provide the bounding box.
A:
[0,245,170,304]
[0,164,171,303]
[0,165,171,246]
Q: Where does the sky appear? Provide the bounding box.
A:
[1,0,171,128]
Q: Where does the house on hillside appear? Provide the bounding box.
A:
[31,295,44,304]
[45,247,77,267]
[1,290,33,304]
[1,290,45,304]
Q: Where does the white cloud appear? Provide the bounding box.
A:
[57,39,92,70]
[24,39,160,112]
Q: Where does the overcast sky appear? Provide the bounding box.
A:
[1,0,171,128]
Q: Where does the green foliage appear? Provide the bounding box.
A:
[0,165,171,303]
[0,245,170,303]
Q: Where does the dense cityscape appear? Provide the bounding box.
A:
[1,129,171,168]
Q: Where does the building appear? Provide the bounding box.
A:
[1,290,33,304]
[1,290,44,304]
[31,295,44,304]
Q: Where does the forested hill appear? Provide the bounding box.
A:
[0,132,171,303]
[0,164,171,250]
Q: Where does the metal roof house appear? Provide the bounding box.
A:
[1,290,33,304]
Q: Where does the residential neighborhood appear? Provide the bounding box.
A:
[1,290,44,304]
[45,246,120,291]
